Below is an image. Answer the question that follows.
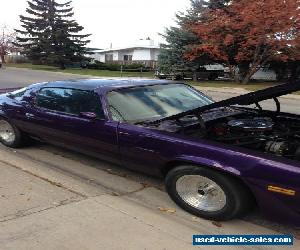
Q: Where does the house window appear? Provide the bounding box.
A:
[123,55,132,61]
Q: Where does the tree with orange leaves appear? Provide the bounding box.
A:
[187,0,300,84]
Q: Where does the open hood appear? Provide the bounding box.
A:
[153,81,300,123]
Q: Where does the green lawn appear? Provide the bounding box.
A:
[7,63,59,71]
[7,63,155,78]
[8,63,293,93]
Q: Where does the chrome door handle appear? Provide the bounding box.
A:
[119,131,130,136]
[25,113,35,118]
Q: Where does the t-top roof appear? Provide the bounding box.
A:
[43,78,175,91]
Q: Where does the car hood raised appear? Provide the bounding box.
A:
[153,81,300,123]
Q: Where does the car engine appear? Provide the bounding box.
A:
[152,107,300,161]
[208,115,300,160]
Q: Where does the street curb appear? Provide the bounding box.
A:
[5,66,94,78]
[5,67,150,79]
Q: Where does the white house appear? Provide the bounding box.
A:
[90,39,277,80]
[91,39,160,68]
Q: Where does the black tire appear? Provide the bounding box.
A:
[0,118,23,148]
[165,165,254,221]
[208,73,218,81]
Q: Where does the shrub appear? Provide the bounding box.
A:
[87,62,153,72]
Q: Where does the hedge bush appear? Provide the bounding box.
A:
[87,61,151,71]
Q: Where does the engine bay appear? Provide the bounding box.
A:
[151,107,300,161]
[207,114,300,161]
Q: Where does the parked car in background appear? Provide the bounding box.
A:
[0,79,300,226]
[156,64,278,81]
[156,65,225,81]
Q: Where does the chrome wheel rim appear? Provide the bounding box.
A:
[0,120,15,143]
[176,175,226,212]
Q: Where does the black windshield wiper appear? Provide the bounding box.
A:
[134,118,163,125]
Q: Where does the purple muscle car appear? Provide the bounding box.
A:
[0,79,300,226]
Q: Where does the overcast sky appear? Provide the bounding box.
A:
[0,0,191,49]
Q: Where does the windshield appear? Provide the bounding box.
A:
[107,83,213,123]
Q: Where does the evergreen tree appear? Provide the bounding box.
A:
[158,0,229,74]
[15,0,91,69]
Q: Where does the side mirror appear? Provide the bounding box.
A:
[79,112,97,120]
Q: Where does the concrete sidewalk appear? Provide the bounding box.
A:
[0,145,299,250]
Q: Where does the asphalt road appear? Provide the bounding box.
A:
[0,67,299,244]
[0,67,89,88]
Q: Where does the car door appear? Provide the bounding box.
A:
[117,122,170,176]
[27,87,120,164]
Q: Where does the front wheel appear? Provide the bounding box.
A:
[165,165,254,221]
[0,118,23,148]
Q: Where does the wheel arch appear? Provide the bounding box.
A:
[0,111,7,118]
[161,155,242,177]
[161,159,258,206]
[0,113,17,126]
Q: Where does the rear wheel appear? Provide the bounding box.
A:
[165,165,254,221]
[0,118,23,148]
[208,73,218,81]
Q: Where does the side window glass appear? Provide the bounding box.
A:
[36,88,104,118]
[71,90,104,117]
[36,88,67,112]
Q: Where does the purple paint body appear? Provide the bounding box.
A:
[0,79,300,226]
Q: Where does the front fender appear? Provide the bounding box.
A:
[170,154,242,176]
[168,154,300,226]
[0,109,8,119]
